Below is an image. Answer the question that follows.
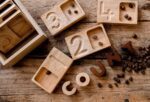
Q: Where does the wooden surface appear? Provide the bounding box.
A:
[0,0,150,102]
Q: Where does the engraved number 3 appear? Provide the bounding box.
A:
[46,12,60,29]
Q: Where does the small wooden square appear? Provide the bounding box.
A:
[65,24,111,60]
[41,0,85,36]
[97,0,138,24]
[32,47,73,93]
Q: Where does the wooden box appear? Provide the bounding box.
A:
[32,47,73,93]
[97,0,138,24]
[65,25,111,60]
[0,0,47,66]
[41,0,85,36]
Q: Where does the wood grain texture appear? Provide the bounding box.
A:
[0,0,150,102]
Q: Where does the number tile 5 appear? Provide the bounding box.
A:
[65,24,111,60]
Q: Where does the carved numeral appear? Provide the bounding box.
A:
[46,12,60,29]
[70,35,87,56]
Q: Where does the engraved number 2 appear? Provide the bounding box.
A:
[70,35,87,56]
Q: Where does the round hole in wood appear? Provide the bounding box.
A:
[66,83,73,91]
[80,76,86,82]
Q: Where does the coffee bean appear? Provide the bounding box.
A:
[124,99,129,102]
[108,84,113,88]
[141,70,146,75]
[97,83,103,88]
[132,34,138,39]
[125,80,130,85]
[114,83,119,87]
[120,5,126,10]
[46,71,51,75]
[113,77,121,84]
[117,73,125,78]
[129,3,134,8]
[129,77,133,82]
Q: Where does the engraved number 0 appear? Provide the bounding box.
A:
[70,35,87,56]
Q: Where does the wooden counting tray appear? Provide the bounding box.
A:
[65,25,111,60]
[41,0,85,36]
[0,0,47,66]
[97,0,138,24]
[32,47,73,93]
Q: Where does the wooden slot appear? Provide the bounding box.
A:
[97,0,138,24]
[32,47,73,93]
[0,4,12,14]
[65,24,111,60]
[2,9,17,20]
[41,0,85,36]
[0,0,6,4]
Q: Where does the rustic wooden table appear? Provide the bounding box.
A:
[0,0,150,102]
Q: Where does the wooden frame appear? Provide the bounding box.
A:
[0,0,47,66]
[65,24,111,60]
[41,0,85,36]
[32,47,73,93]
[97,0,138,24]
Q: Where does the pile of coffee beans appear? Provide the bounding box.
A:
[121,44,150,74]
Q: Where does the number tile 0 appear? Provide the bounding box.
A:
[65,24,111,60]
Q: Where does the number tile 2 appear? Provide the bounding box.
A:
[97,0,138,24]
[65,24,111,60]
[32,47,73,93]
[41,0,85,36]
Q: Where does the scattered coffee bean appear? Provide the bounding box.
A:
[129,77,133,82]
[74,10,78,14]
[128,16,132,21]
[125,80,130,85]
[68,10,72,15]
[46,71,51,75]
[99,42,103,46]
[71,4,75,8]
[114,83,119,87]
[124,14,129,19]
[117,73,125,78]
[108,84,113,88]
[120,5,126,10]
[132,34,138,39]
[129,3,134,8]
[124,99,129,102]
[113,77,121,84]
[92,35,98,40]
[141,70,146,75]
[97,83,103,88]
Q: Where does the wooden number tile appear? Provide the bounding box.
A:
[32,47,73,93]
[97,0,138,24]
[41,0,85,36]
[65,24,111,60]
